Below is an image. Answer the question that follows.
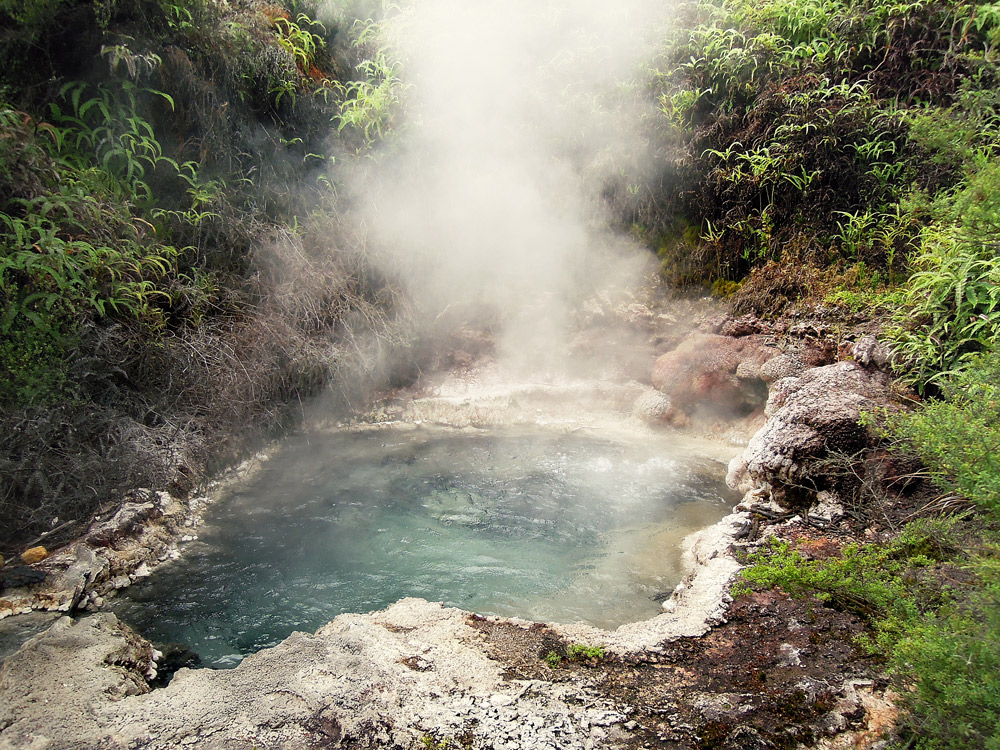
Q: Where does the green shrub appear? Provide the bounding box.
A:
[333,16,407,149]
[736,536,928,652]
[893,552,1000,750]
[890,349,1000,512]
[566,643,606,661]
[0,323,71,406]
[740,527,1000,749]
[745,350,1000,748]
[0,0,71,35]
[711,278,741,298]
[644,0,1000,294]
[888,162,1000,389]
[542,643,606,667]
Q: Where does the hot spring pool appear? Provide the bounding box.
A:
[111,425,739,667]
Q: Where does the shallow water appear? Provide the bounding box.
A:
[112,425,738,668]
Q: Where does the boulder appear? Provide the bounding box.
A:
[728,361,895,507]
[85,500,160,547]
[759,353,806,383]
[632,390,676,425]
[651,334,778,414]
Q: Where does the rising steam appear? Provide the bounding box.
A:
[343,0,669,375]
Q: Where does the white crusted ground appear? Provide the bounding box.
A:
[0,367,751,749]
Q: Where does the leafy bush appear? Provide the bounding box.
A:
[893,552,1000,750]
[566,643,606,661]
[735,522,954,651]
[740,525,1000,749]
[889,163,1000,389]
[0,0,415,550]
[882,342,1000,747]
[743,349,1000,747]
[332,16,407,149]
[542,643,606,667]
[891,348,1000,513]
[646,0,1000,299]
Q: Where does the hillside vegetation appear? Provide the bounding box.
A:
[644,1,1000,746]
[0,0,407,549]
[645,0,1000,388]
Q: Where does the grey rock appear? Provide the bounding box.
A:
[0,611,61,666]
[48,545,110,610]
[0,600,630,750]
[85,501,160,547]
[632,390,675,425]
[728,362,895,506]
[851,335,895,370]
[759,353,806,384]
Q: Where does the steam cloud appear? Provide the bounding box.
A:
[346,0,669,375]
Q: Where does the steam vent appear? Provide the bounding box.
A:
[2,0,998,748]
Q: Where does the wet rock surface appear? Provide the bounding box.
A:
[0,584,895,750]
[0,504,897,750]
[0,461,271,622]
[0,601,631,750]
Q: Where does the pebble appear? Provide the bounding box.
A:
[778,643,802,667]
[20,547,48,565]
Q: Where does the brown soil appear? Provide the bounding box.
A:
[470,587,883,748]
[466,489,917,750]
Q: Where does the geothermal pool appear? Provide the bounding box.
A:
[111,425,738,668]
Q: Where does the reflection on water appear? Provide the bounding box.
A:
[111,426,738,667]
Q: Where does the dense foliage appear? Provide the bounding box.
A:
[0,0,409,549]
[652,0,1000,745]
[740,516,1000,748]
[644,0,1000,386]
[741,359,1000,749]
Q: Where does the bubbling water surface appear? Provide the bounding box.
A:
[112,425,737,667]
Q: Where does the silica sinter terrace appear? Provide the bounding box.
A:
[111,425,738,667]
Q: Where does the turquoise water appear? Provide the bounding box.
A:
[111,426,737,667]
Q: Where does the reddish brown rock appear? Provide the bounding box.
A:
[651,334,778,414]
